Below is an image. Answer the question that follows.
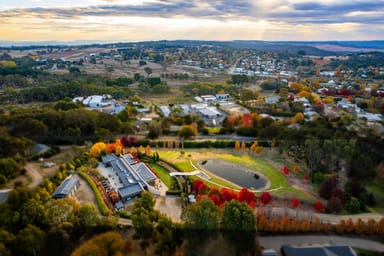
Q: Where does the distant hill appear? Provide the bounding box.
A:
[1,40,383,55]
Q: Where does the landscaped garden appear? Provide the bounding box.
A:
[158,149,315,200]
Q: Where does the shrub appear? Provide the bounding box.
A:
[345,197,361,213]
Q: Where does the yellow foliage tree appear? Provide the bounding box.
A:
[0,60,17,67]
[90,142,107,158]
[115,144,122,156]
[291,112,305,124]
[298,90,311,100]
[289,82,303,93]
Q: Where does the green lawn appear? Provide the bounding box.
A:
[159,151,196,172]
[366,182,384,214]
[145,162,173,188]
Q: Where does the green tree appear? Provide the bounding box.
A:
[0,229,15,256]
[144,67,152,77]
[182,198,220,231]
[15,224,46,256]
[76,204,100,227]
[131,191,158,240]
[221,200,258,255]
[178,125,197,140]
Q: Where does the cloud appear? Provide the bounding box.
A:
[0,0,383,41]
[1,0,383,24]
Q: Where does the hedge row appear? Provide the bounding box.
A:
[78,170,111,216]
[165,190,182,196]
[137,139,271,149]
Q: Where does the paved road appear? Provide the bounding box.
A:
[259,235,384,255]
[25,163,43,188]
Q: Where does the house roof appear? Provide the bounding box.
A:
[52,177,80,198]
[118,183,143,198]
[33,144,51,155]
[132,162,157,182]
[281,245,356,256]
[101,153,117,165]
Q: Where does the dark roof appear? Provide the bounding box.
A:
[52,177,80,198]
[281,245,356,256]
[118,183,143,199]
[33,144,51,155]
[0,189,11,203]
[101,153,117,165]
[115,201,124,210]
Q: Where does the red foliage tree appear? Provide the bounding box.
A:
[238,188,257,208]
[259,192,272,205]
[319,176,339,200]
[331,187,345,205]
[291,198,300,208]
[241,113,253,128]
[120,135,138,147]
[208,187,220,197]
[210,194,221,206]
[283,166,290,175]
[327,196,343,214]
[220,188,238,203]
[314,201,324,212]
[198,183,209,195]
[303,172,310,181]
[193,179,203,193]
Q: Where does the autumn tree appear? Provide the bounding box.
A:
[238,188,257,209]
[291,198,300,208]
[319,176,339,200]
[70,231,129,256]
[259,192,272,205]
[90,142,107,158]
[234,141,241,150]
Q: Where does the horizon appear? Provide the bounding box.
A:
[1,39,384,48]
[1,1,384,42]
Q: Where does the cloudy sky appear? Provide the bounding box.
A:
[0,0,383,42]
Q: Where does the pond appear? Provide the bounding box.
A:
[200,159,268,190]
